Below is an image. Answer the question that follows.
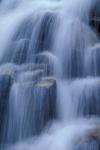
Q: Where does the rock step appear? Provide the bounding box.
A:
[0,76,57,144]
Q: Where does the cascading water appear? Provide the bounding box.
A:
[0,0,100,150]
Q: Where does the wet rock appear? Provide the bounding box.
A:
[35,52,58,76]
[4,77,56,143]
[25,12,58,61]
[0,63,18,75]
[17,69,45,82]
[19,63,47,74]
[1,39,29,64]
[75,138,100,150]
[0,63,47,81]
[0,74,12,142]
[84,44,100,76]
[17,63,47,81]
[34,77,57,133]
[71,78,100,117]
[1,12,58,65]
[11,39,29,64]
[89,0,100,34]
[60,19,97,79]
[75,127,100,150]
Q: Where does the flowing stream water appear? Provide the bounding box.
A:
[0,0,100,150]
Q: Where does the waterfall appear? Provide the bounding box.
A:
[0,0,100,150]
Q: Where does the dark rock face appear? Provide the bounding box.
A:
[90,1,100,34]
[0,74,12,143]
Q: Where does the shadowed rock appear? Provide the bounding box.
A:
[0,73,12,143]
[90,0,100,34]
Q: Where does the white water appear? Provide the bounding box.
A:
[5,118,100,150]
[0,0,100,150]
